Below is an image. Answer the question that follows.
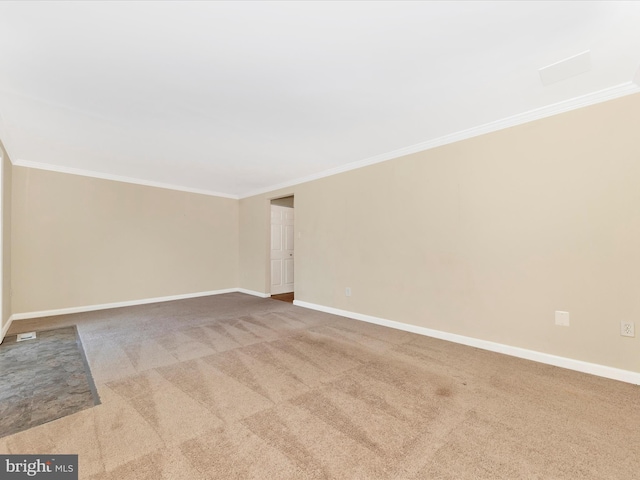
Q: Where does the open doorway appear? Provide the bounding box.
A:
[270,196,294,303]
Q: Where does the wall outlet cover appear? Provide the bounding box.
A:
[621,321,635,337]
[555,311,570,326]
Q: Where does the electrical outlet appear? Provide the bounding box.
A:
[555,311,570,326]
[345,287,351,297]
[621,321,635,337]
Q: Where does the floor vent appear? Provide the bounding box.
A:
[16,332,37,342]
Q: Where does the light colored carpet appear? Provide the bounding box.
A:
[2,293,639,479]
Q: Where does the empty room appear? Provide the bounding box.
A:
[1,1,639,479]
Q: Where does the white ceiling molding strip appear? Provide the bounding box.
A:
[240,81,640,199]
[8,81,640,201]
[11,159,239,199]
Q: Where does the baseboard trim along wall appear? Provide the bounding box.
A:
[0,316,14,344]
[237,288,271,298]
[8,288,271,322]
[293,300,640,386]
[12,291,635,385]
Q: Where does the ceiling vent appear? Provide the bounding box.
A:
[538,50,591,86]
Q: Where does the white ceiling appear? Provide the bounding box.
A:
[0,1,639,198]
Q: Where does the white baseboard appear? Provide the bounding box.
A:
[9,288,241,322]
[0,316,14,344]
[293,300,640,386]
[237,288,271,298]
[8,288,273,323]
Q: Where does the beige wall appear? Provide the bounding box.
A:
[12,167,239,313]
[239,195,269,294]
[239,93,640,373]
[6,92,640,372]
[1,141,12,339]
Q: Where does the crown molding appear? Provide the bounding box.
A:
[240,81,640,199]
[11,159,239,200]
[7,82,640,201]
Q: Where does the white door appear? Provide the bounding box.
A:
[270,205,294,294]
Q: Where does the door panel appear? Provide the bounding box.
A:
[285,225,294,251]
[271,259,282,286]
[270,205,294,294]
[284,257,294,285]
[271,224,282,251]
